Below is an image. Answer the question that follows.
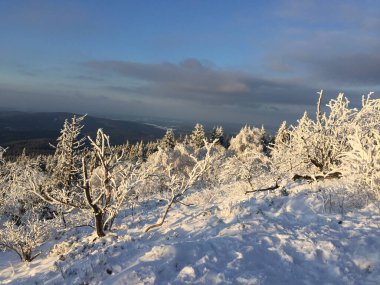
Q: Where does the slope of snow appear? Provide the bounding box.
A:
[1,181,380,285]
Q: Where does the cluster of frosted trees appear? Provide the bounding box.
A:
[0,91,379,261]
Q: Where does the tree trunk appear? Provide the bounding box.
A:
[94,212,105,237]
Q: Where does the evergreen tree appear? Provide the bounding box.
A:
[189,123,206,149]
[145,141,159,157]
[161,128,176,149]
[274,121,290,146]
[52,115,86,191]
[211,126,224,146]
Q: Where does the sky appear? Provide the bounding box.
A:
[0,0,379,129]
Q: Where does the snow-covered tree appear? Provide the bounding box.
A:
[0,159,56,262]
[160,128,176,150]
[220,126,271,193]
[28,128,145,237]
[228,125,265,155]
[341,129,380,199]
[144,140,217,231]
[0,146,7,162]
[189,123,206,149]
[271,91,355,179]
[0,209,50,262]
[211,126,224,146]
[145,140,159,158]
[51,115,86,192]
[127,141,145,162]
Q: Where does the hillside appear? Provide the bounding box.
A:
[0,112,167,155]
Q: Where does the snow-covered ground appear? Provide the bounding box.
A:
[1,181,380,285]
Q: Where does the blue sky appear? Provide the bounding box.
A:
[0,0,379,128]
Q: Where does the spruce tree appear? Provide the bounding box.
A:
[189,123,206,149]
[211,126,224,146]
[161,128,176,149]
[52,115,86,191]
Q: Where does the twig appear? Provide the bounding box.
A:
[245,182,280,194]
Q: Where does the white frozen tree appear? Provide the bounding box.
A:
[271,91,355,180]
[0,209,50,262]
[0,160,55,262]
[220,126,272,193]
[211,126,224,146]
[0,146,6,162]
[160,128,176,150]
[144,140,217,232]
[47,115,86,227]
[340,128,380,200]
[51,115,86,191]
[228,125,265,155]
[189,123,206,149]
[28,129,145,238]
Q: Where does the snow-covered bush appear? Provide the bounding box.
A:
[0,161,54,262]
[271,91,357,178]
[0,209,50,262]
[0,157,56,224]
[340,129,380,200]
[228,125,266,155]
[144,140,217,231]
[221,149,272,193]
[199,143,227,188]
[220,126,271,193]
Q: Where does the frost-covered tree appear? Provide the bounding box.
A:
[341,127,380,200]
[271,91,354,179]
[271,121,290,166]
[145,140,159,158]
[0,209,50,262]
[0,146,7,162]
[51,115,86,192]
[127,141,145,162]
[0,159,55,262]
[29,129,144,237]
[228,125,265,155]
[211,126,224,146]
[160,128,176,150]
[189,123,206,149]
[221,126,272,193]
[144,140,216,231]
[271,91,380,183]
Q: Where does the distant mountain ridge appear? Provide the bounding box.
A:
[0,111,167,156]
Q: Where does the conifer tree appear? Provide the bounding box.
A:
[211,126,224,146]
[52,115,86,191]
[161,128,176,149]
[189,123,206,149]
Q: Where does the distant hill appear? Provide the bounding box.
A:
[0,111,167,156]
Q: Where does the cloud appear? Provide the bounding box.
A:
[302,53,380,86]
[264,1,380,90]
[0,87,146,119]
[83,58,319,109]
